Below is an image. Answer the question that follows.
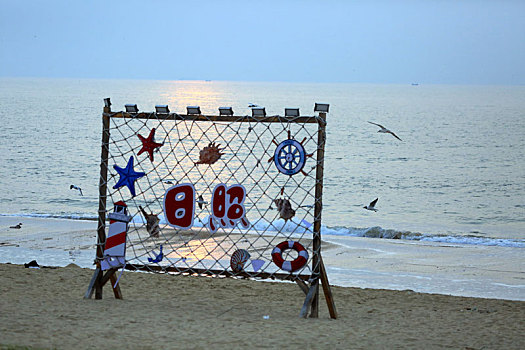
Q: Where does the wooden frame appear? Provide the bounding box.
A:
[85,99,337,319]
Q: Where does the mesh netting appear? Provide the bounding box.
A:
[97,110,325,281]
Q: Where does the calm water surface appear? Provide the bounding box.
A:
[0,78,524,245]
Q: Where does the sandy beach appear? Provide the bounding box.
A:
[1,217,524,349]
[0,263,523,349]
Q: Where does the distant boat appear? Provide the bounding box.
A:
[411,83,419,86]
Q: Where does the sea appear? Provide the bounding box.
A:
[1,77,524,248]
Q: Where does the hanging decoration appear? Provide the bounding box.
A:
[137,128,163,162]
[195,142,225,165]
[148,245,164,263]
[269,131,313,176]
[271,241,309,272]
[273,198,296,222]
[101,201,131,271]
[251,259,265,272]
[113,156,145,197]
[163,183,196,230]
[139,206,160,237]
[230,249,251,273]
[206,183,250,234]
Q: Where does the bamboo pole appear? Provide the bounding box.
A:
[97,103,111,261]
[309,112,327,317]
[86,99,112,300]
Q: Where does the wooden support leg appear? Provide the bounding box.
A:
[84,267,102,299]
[309,282,319,318]
[299,279,318,318]
[295,279,309,295]
[95,267,104,299]
[319,256,337,319]
[100,267,124,300]
[100,268,117,286]
[84,266,124,300]
[109,271,123,299]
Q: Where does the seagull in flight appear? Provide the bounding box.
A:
[363,198,378,212]
[197,195,208,210]
[70,185,83,196]
[368,121,402,141]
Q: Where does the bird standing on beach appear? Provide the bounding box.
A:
[70,185,83,196]
[10,223,22,229]
[363,198,379,211]
[368,121,402,141]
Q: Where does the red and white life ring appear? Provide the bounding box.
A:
[271,241,309,272]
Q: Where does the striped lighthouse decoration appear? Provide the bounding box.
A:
[101,201,132,270]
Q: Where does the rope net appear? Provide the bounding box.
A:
[98,110,325,281]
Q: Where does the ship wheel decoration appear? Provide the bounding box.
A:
[268,131,313,176]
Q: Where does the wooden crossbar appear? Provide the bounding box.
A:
[124,263,311,282]
[107,111,321,124]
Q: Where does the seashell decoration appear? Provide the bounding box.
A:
[273,198,296,222]
[230,249,251,273]
[139,206,160,237]
[195,142,225,165]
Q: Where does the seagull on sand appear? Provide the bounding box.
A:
[363,198,379,212]
[70,184,83,196]
[10,223,22,229]
[368,121,402,141]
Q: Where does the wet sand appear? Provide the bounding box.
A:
[0,216,523,301]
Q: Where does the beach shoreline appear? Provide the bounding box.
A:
[1,216,524,301]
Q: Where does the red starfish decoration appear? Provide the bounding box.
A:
[137,128,163,162]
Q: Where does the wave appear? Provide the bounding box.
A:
[248,219,525,248]
[3,212,523,248]
[0,212,98,221]
[322,225,525,248]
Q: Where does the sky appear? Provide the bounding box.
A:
[1,0,524,85]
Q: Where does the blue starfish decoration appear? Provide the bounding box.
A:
[113,156,145,197]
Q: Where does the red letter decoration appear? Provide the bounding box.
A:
[207,183,249,234]
[163,183,195,229]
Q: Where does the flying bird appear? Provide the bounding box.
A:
[363,198,378,212]
[368,121,402,141]
[197,195,208,210]
[10,223,22,229]
[70,185,83,196]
